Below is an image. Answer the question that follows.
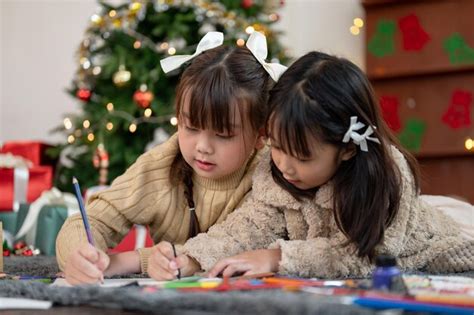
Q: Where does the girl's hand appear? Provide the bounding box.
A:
[64,243,109,285]
[208,249,281,278]
[147,241,201,280]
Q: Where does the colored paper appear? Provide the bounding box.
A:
[442,90,472,129]
[443,33,474,65]
[380,95,402,132]
[368,20,396,58]
[398,14,430,51]
[398,118,426,152]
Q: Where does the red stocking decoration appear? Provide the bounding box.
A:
[380,95,402,132]
[398,14,430,51]
[441,90,472,129]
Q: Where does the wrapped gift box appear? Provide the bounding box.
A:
[109,225,154,254]
[1,141,54,211]
[0,141,52,166]
[0,166,53,211]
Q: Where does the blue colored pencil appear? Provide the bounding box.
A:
[72,177,95,246]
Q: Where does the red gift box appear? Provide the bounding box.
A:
[0,166,53,211]
[0,141,51,166]
[108,225,154,254]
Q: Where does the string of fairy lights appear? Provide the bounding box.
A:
[65,2,472,152]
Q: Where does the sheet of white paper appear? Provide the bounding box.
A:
[0,298,52,310]
[52,277,167,287]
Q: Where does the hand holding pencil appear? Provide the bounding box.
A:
[147,241,201,281]
[63,178,110,285]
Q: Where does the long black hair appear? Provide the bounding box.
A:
[266,51,420,260]
[170,45,272,239]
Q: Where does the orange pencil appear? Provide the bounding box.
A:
[415,293,474,307]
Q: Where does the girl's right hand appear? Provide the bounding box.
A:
[64,243,109,285]
[147,241,200,280]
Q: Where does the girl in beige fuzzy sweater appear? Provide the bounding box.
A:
[148,51,473,280]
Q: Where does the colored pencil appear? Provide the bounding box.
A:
[72,177,95,246]
[72,177,102,283]
[171,243,181,280]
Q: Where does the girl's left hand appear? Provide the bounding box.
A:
[208,249,281,278]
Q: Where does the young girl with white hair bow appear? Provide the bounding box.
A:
[154,51,473,280]
[55,31,287,284]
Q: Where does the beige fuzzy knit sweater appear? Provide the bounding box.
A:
[183,147,473,278]
[56,133,265,273]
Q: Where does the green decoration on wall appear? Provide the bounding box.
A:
[398,118,427,152]
[368,20,396,58]
[443,33,474,65]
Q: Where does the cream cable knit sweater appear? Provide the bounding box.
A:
[183,147,474,278]
[56,133,265,273]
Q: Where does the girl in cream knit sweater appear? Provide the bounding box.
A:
[55,32,287,284]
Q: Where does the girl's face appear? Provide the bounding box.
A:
[178,99,262,180]
[270,131,353,191]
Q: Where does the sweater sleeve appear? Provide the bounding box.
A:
[182,194,287,271]
[269,238,374,278]
[56,199,131,271]
[56,136,178,271]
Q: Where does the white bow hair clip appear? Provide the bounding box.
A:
[246,31,287,82]
[160,31,287,81]
[342,116,381,152]
[160,31,224,74]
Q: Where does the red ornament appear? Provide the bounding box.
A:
[380,95,402,132]
[441,90,472,129]
[93,143,109,185]
[133,89,154,109]
[22,249,33,256]
[241,0,253,9]
[398,14,430,51]
[3,249,10,256]
[76,88,92,101]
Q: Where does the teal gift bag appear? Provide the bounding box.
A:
[35,205,68,256]
[0,203,29,235]
[0,212,17,235]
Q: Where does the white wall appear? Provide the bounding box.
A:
[277,0,364,69]
[0,0,97,144]
[0,0,364,144]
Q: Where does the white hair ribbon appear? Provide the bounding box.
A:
[246,31,287,82]
[342,116,381,152]
[160,32,224,74]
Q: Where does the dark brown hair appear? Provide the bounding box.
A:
[266,51,420,260]
[169,45,272,239]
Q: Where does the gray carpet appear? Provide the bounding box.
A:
[1,256,473,314]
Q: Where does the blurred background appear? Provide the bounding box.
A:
[1,0,473,201]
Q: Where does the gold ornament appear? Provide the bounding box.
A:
[90,14,103,27]
[129,2,142,14]
[112,18,122,28]
[113,65,131,87]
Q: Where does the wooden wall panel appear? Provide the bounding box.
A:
[363,0,474,203]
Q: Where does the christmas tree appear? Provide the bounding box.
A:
[51,0,288,192]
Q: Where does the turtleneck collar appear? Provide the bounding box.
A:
[193,150,257,190]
